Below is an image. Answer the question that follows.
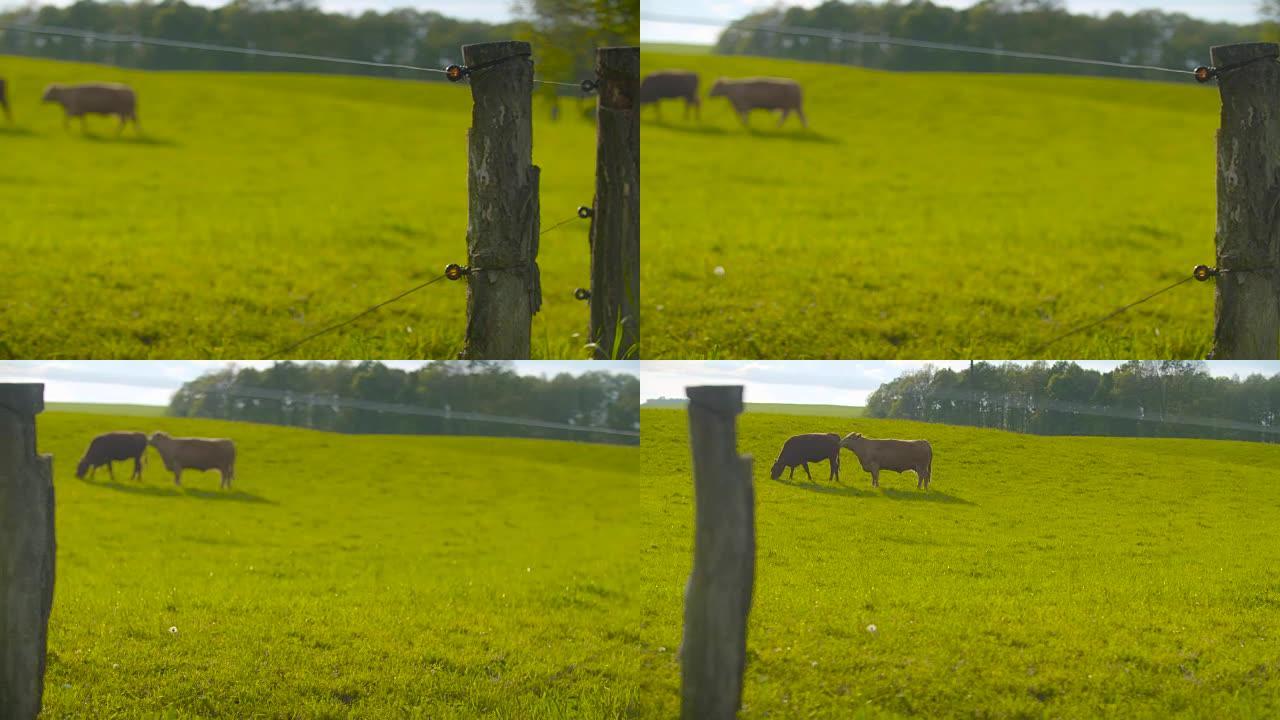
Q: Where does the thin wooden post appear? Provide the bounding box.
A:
[589,46,640,359]
[1211,42,1280,359]
[461,40,540,360]
[0,384,55,720]
[681,385,754,720]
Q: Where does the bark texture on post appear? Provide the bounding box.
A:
[681,386,754,720]
[589,46,640,359]
[0,384,55,720]
[1212,42,1280,359]
[461,40,540,360]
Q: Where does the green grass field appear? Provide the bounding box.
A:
[45,402,166,416]
[1,56,599,359]
[640,52,1221,358]
[38,411,646,717]
[638,43,712,56]
[638,408,1280,717]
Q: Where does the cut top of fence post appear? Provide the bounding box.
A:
[1211,42,1280,68]
[0,384,44,457]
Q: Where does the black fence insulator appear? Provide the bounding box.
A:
[574,288,591,301]
[578,206,594,219]
[445,263,470,281]
[581,78,598,93]
[1193,264,1218,281]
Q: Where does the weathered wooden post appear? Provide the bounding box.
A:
[588,46,640,359]
[460,40,540,360]
[681,386,754,720]
[0,384,56,720]
[1210,42,1280,359]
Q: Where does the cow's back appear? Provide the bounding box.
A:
[733,79,802,109]
[92,431,146,459]
[68,84,135,114]
[640,71,698,102]
[875,438,931,472]
[175,437,235,471]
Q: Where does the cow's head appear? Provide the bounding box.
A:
[840,432,863,451]
[770,458,786,480]
[40,84,62,103]
[75,455,90,479]
[708,78,727,98]
[148,431,169,447]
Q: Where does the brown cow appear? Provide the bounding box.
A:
[771,433,841,483]
[42,82,139,134]
[0,78,10,122]
[708,77,806,129]
[76,431,147,481]
[148,432,236,489]
[840,433,933,489]
[639,70,700,120]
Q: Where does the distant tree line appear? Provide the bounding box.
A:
[716,0,1264,80]
[167,361,640,445]
[868,361,1280,443]
[0,0,637,88]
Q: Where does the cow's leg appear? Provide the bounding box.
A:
[871,466,880,488]
[173,468,182,487]
[107,462,115,482]
[777,108,790,127]
[133,456,143,481]
[788,465,795,480]
[797,107,808,129]
[802,462,812,482]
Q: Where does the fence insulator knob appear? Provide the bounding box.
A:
[1194,66,1214,83]
[445,263,468,281]
[574,288,591,301]
[577,206,593,219]
[1193,264,1216,282]
[580,79,598,93]
[446,65,467,82]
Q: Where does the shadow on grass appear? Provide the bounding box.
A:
[773,476,877,498]
[81,477,274,504]
[645,120,839,145]
[0,125,37,137]
[773,476,975,505]
[642,119,731,136]
[79,133,179,147]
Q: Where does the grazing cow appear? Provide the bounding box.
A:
[770,433,841,483]
[42,83,139,133]
[76,431,148,482]
[709,77,806,129]
[639,70,700,120]
[148,432,236,489]
[840,433,933,489]
[0,78,10,122]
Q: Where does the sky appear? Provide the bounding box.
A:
[642,0,1262,45]
[0,361,638,407]
[640,360,1280,406]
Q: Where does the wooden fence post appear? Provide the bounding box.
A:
[0,384,55,720]
[1211,42,1280,359]
[588,46,640,359]
[461,40,540,360]
[681,386,754,720]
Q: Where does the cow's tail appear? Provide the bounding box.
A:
[923,444,933,481]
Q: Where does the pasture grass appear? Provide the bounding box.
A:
[0,56,600,359]
[38,411,647,717]
[640,52,1222,358]
[638,408,1280,717]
